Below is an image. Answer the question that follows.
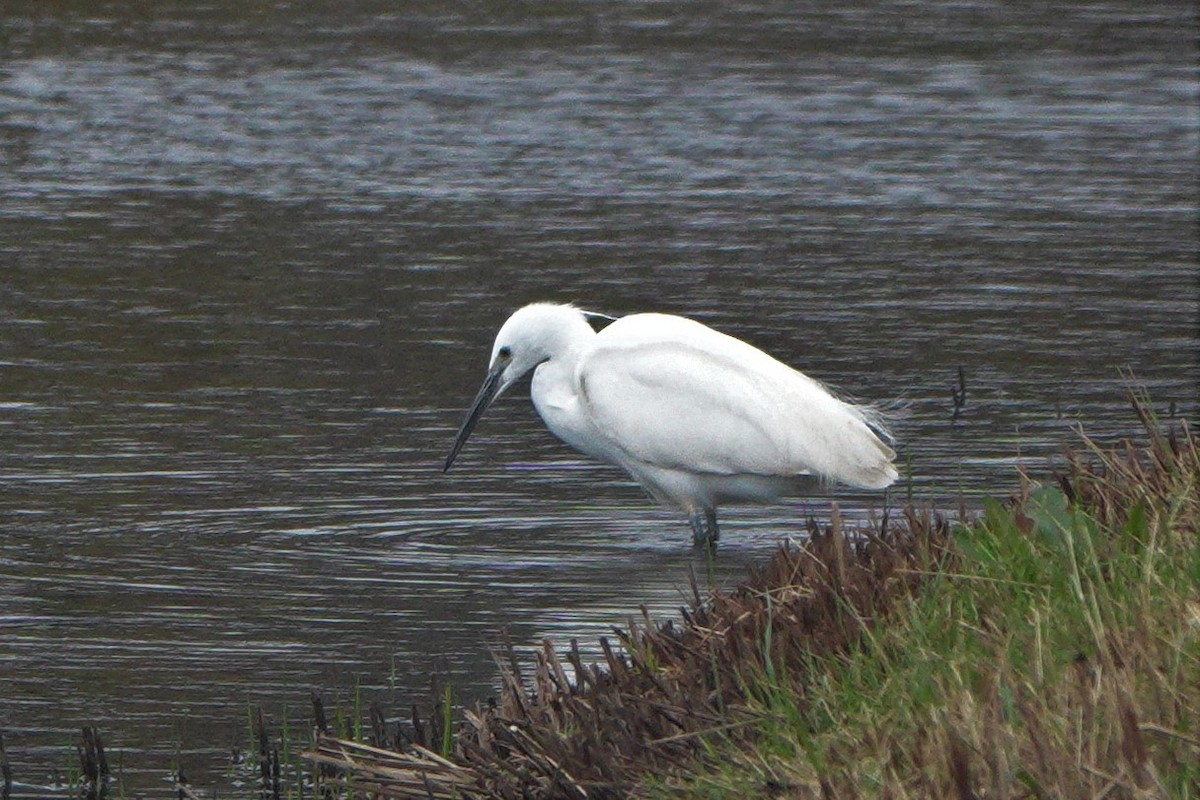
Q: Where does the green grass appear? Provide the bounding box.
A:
[300,408,1198,800]
[651,425,1200,798]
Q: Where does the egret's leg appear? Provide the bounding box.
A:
[688,508,720,547]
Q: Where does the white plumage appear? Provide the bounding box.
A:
[445,303,897,546]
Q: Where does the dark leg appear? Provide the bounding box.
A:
[688,508,720,548]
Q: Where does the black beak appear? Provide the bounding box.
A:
[443,360,506,472]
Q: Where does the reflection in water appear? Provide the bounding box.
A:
[0,0,1196,795]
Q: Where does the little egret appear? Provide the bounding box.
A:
[444,303,898,546]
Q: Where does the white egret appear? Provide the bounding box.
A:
[444,303,897,546]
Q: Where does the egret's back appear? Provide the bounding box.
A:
[577,313,898,497]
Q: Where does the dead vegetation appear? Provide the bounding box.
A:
[307,402,1198,799]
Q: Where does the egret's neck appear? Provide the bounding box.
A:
[547,310,596,365]
[529,311,606,460]
[530,309,595,412]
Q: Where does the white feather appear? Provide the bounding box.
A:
[447,302,898,542]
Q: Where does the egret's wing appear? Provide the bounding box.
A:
[578,315,897,489]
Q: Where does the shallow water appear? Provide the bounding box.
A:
[1,0,1197,795]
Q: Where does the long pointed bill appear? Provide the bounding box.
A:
[443,360,506,472]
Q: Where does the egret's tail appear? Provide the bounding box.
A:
[840,401,900,490]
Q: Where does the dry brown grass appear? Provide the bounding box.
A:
[306,402,1199,799]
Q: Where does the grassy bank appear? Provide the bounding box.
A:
[309,407,1198,799]
[656,420,1199,798]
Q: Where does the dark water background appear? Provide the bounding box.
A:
[1,1,1196,795]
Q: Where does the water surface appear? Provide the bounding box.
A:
[0,1,1196,795]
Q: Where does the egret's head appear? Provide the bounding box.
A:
[443,303,592,472]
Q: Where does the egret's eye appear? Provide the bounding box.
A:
[498,346,512,360]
